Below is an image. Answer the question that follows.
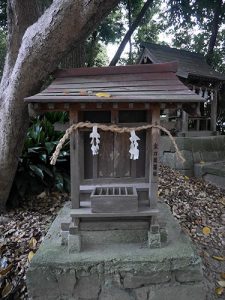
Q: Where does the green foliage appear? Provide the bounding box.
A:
[98,7,125,45]
[10,112,70,202]
[160,0,225,72]
[0,29,6,78]
[0,0,7,29]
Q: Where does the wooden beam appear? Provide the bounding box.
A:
[70,110,80,209]
[54,62,178,78]
[148,104,160,209]
[210,88,218,132]
[181,110,188,132]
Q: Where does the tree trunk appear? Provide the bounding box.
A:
[127,0,133,64]
[60,41,86,68]
[0,0,120,211]
[206,0,222,66]
[109,0,153,66]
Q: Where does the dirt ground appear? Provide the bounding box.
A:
[0,165,225,299]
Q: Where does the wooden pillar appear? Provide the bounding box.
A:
[148,104,160,209]
[181,109,188,132]
[70,109,80,209]
[210,88,218,132]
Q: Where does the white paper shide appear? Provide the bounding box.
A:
[90,126,100,155]
[129,130,140,160]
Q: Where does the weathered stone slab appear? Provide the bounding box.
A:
[175,266,203,283]
[74,275,100,299]
[99,287,133,300]
[148,283,205,300]
[123,271,171,288]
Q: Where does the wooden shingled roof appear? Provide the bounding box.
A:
[140,42,225,82]
[25,62,204,104]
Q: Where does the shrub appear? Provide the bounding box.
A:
[9,112,70,205]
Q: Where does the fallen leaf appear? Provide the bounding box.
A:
[28,251,35,262]
[202,226,211,235]
[28,237,37,249]
[184,176,189,180]
[2,282,13,298]
[0,263,13,276]
[0,244,6,256]
[79,89,87,96]
[219,197,225,205]
[37,191,46,199]
[199,160,205,164]
[221,273,225,280]
[212,256,225,261]
[215,287,224,296]
[218,281,225,288]
[96,92,111,98]
[63,89,70,95]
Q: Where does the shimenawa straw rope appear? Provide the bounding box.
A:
[50,122,185,165]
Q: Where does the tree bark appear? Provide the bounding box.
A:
[109,0,153,66]
[0,0,119,211]
[1,0,41,90]
[60,41,86,68]
[127,0,132,63]
[206,0,222,66]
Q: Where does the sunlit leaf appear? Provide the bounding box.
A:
[218,281,225,288]
[219,197,225,206]
[215,287,224,296]
[28,237,37,249]
[212,256,225,261]
[202,226,211,235]
[28,251,35,262]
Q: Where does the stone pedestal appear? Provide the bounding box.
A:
[26,201,206,300]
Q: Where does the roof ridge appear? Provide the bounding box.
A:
[140,41,205,58]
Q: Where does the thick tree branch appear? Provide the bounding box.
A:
[109,0,153,66]
[10,0,120,95]
[206,0,222,66]
[0,0,120,210]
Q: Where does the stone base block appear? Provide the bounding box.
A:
[26,201,206,300]
[68,234,81,253]
[147,231,161,248]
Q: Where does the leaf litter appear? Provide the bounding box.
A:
[0,165,224,299]
[159,166,225,300]
[0,192,68,299]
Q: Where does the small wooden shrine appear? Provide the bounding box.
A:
[25,62,203,251]
[139,42,225,136]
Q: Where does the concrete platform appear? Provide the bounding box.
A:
[26,201,206,300]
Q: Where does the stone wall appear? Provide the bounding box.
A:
[27,263,205,300]
[160,135,225,177]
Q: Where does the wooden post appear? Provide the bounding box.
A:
[70,109,80,209]
[210,88,218,132]
[148,104,160,209]
[181,110,188,132]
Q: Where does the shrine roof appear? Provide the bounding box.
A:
[25,62,204,104]
[140,42,225,81]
